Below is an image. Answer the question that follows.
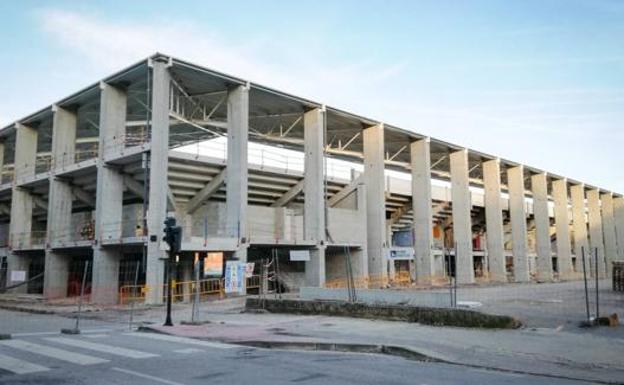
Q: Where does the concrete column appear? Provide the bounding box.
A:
[587,189,606,278]
[10,124,37,249]
[601,193,617,277]
[507,166,530,282]
[449,149,474,284]
[552,179,574,279]
[6,124,38,292]
[531,172,553,282]
[363,124,387,287]
[0,142,4,180]
[145,59,171,304]
[353,184,369,282]
[91,83,126,304]
[571,184,590,274]
[44,106,77,299]
[51,105,77,170]
[614,197,624,260]
[483,159,506,282]
[225,84,249,263]
[411,138,434,284]
[303,108,326,287]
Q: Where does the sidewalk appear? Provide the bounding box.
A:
[143,297,624,384]
[3,293,624,383]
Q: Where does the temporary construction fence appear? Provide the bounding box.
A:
[119,275,262,305]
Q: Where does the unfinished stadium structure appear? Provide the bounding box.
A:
[0,53,622,304]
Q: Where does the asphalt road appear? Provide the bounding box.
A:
[0,310,604,385]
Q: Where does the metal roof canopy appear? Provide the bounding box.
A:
[0,52,616,195]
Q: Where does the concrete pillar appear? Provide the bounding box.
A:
[91,83,126,304]
[7,123,37,292]
[0,142,4,180]
[44,106,77,299]
[410,138,434,284]
[225,84,249,263]
[483,159,506,282]
[587,189,606,278]
[353,184,369,282]
[145,59,171,304]
[601,193,617,277]
[507,166,530,282]
[10,124,37,249]
[571,184,590,274]
[363,124,387,287]
[449,149,474,284]
[552,179,574,279]
[614,197,624,260]
[531,172,553,282]
[303,108,326,287]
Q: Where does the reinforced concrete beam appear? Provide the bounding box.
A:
[483,158,506,282]
[532,172,553,282]
[552,179,574,278]
[587,189,606,278]
[270,178,303,208]
[72,186,95,207]
[328,175,363,207]
[186,169,226,213]
[33,197,48,211]
[411,138,434,284]
[363,123,387,286]
[303,108,326,287]
[507,165,530,282]
[601,192,617,277]
[123,174,144,197]
[225,84,249,263]
[450,149,474,284]
[571,184,590,274]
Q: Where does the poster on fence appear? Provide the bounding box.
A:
[224,261,247,294]
[203,252,223,277]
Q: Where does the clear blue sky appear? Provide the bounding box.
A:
[1,0,622,192]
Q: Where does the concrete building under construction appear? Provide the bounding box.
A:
[1,53,623,304]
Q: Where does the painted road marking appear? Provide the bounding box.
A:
[0,339,108,365]
[11,328,113,338]
[45,337,158,359]
[125,332,238,349]
[0,353,49,374]
[111,367,186,385]
[174,348,205,354]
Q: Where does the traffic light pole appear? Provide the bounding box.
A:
[164,251,173,326]
[162,216,181,327]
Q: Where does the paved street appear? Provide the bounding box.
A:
[0,310,608,385]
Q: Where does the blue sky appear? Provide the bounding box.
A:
[1,0,623,192]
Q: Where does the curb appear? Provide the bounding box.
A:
[232,340,443,363]
[136,326,623,385]
[0,303,58,315]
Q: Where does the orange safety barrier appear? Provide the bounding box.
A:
[119,275,261,304]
